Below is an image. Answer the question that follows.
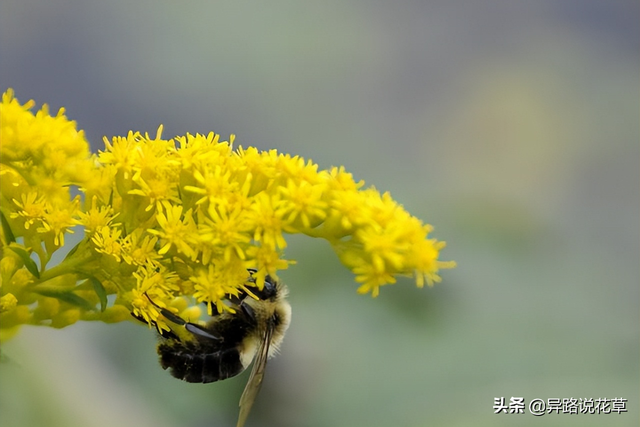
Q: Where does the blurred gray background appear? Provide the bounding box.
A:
[1,1,638,426]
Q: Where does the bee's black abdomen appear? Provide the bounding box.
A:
[158,342,245,384]
[201,353,222,383]
[218,348,243,380]
[183,352,204,383]
[201,349,244,383]
[155,296,258,383]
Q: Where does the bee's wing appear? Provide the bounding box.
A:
[236,323,274,427]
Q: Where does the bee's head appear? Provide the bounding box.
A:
[246,269,279,301]
[252,275,278,300]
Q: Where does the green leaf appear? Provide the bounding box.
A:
[0,211,16,244]
[88,276,108,312]
[62,239,83,262]
[34,288,95,311]
[8,245,40,279]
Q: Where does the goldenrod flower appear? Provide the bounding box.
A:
[10,191,47,229]
[91,226,125,262]
[0,88,455,336]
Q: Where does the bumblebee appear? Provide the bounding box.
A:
[139,270,291,427]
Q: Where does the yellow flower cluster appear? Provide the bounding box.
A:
[0,89,455,337]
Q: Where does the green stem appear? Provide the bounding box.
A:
[38,251,93,282]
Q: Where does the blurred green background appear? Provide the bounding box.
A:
[1,1,638,426]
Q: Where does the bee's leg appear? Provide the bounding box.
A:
[156,306,188,325]
[159,307,221,341]
[130,311,179,339]
[239,300,257,324]
[144,293,220,341]
[131,311,149,324]
[184,322,221,341]
[144,293,188,324]
[160,308,221,341]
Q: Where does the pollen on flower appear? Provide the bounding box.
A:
[148,203,198,259]
[279,179,328,229]
[134,264,180,294]
[99,133,139,179]
[191,264,243,315]
[10,192,47,229]
[327,190,367,231]
[356,225,408,271]
[128,175,179,212]
[91,226,125,262]
[410,240,457,288]
[77,197,119,233]
[122,232,161,266]
[248,192,288,250]
[353,261,397,298]
[184,167,238,207]
[325,166,364,192]
[245,244,291,281]
[199,204,251,262]
[37,198,80,246]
